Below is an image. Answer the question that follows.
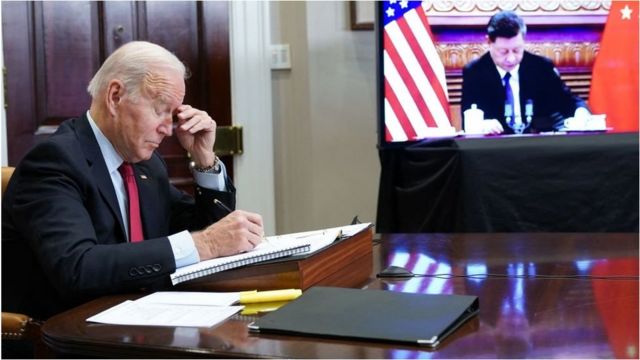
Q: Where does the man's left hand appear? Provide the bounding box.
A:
[175,105,217,167]
[482,119,504,135]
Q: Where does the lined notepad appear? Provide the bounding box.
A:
[170,228,342,285]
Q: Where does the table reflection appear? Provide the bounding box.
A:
[378,235,639,358]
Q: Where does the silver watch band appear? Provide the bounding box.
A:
[191,156,221,174]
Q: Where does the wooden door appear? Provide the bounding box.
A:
[2,1,231,192]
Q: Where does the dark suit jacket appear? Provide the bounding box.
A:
[2,115,235,319]
[461,51,587,133]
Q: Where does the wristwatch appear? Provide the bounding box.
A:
[190,156,221,174]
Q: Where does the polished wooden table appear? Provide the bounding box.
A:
[42,233,639,358]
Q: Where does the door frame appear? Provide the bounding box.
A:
[0,4,6,166]
[229,2,276,235]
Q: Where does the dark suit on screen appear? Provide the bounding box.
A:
[461,51,587,133]
[1,115,234,319]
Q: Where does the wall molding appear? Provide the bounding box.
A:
[229,2,276,235]
[423,0,609,25]
[424,0,609,14]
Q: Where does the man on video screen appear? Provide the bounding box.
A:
[461,11,590,135]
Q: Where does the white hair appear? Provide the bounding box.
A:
[87,41,186,100]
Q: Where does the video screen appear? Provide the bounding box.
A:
[376,1,638,146]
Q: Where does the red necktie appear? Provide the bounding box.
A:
[118,163,144,242]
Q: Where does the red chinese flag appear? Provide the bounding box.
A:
[589,1,639,132]
[591,259,639,359]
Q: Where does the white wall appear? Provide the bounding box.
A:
[270,2,379,233]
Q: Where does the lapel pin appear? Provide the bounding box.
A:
[140,175,148,180]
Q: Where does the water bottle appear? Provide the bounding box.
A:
[464,104,484,134]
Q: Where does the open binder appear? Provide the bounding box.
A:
[248,286,479,348]
[168,229,347,285]
[170,241,310,285]
[176,224,374,291]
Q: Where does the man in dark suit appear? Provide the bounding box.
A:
[2,41,264,320]
[461,11,589,134]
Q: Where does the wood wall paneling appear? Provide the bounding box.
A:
[2,1,232,192]
[102,2,137,55]
[200,1,233,179]
[3,1,37,165]
[35,2,98,126]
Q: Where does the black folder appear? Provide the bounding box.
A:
[248,286,479,348]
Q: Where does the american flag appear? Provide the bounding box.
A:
[383,1,452,142]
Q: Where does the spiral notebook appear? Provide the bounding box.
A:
[170,229,342,285]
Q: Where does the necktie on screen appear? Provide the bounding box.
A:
[118,162,144,242]
[503,72,515,120]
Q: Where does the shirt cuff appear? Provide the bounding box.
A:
[168,230,200,269]
[192,161,227,191]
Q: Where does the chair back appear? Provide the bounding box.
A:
[1,166,49,356]
[2,166,15,196]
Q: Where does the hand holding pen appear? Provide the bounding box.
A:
[190,199,265,260]
[215,199,271,246]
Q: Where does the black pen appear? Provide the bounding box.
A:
[213,199,233,215]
